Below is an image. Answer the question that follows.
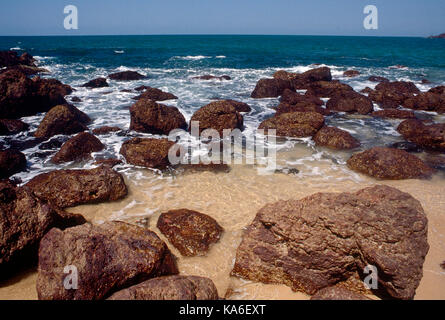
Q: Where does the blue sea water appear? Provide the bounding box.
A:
[0,35,444,182]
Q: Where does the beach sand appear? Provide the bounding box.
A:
[1,150,444,300]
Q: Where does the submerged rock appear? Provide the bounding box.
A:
[251,78,292,98]
[368,76,389,83]
[157,209,223,257]
[0,149,27,178]
[343,70,360,77]
[190,101,243,135]
[81,77,109,88]
[108,71,146,81]
[51,132,104,164]
[25,166,127,208]
[347,147,434,179]
[314,126,360,150]
[132,87,178,101]
[231,185,429,300]
[37,221,178,300]
[397,119,445,151]
[92,126,121,135]
[192,75,231,81]
[259,111,324,138]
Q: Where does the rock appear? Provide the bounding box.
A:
[130,99,187,135]
[280,89,323,106]
[347,147,434,179]
[190,101,243,135]
[258,112,324,138]
[375,81,420,95]
[368,81,419,108]
[179,163,231,173]
[343,70,360,77]
[108,275,219,300]
[92,126,121,135]
[0,180,85,272]
[0,119,29,135]
[421,79,431,84]
[429,85,445,95]
[274,67,332,90]
[326,91,374,114]
[314,126,360,150]
[250,78,292,98]
[192,75,231,81]
[397,119,445,151]
[33,76,73,106]
[0,51,36,68]
[424,155,445,171]
[51,132,104,164]
[402,92,445,113]
[371,109,416,119]
[360,87,374,94]
[368,76,389,83]
[93,158,122,168]
[221,99,252,113]
[34,104,91,139]
[311,287,371,300]
[38,136,69,150]
[37,221,178,300]
[0,149,27,178]
[81,77,109,88]
[275,102,330,116]
[231,185,429,300]
[108,71,146,81]
[120,138,178,169]
[132,87,178,101]
[157,209,223,257]
[25,166,127,208]
[389,141,423,153]
[305,81,354,98]
[70,96,82,102]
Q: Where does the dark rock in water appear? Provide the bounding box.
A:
[190,101,244,135]
[397,119,445,151]
[360,87,374,94]
[0,51,36,68]
[368,81,419,109]
[347,147,434,180]
[421,79,431,84]
[251,78,292,98]
[376,81,420,94]
[231,185,429,300]
[70,96,82,102]
[402,92,445,113]
[280,89,323,106]
[157,209,223,257]
[93,158,122,168]
[192,75,231,81]
[0,180,86,274]
[81,77,109,88]
[0,119,29,135]
[108,275,219,300]
[38,136,69,150]
[120,137,179,169]
[7,137,42,151]
[305,81,353,98]
[390,141,423,153]
[120,89,133,93]
[220,99,252,113]
[274,67,332,90]
[0,149,26,178]
[25,166,128,208]
[130,98,187,135]
[37,221,178,300]
[429,85,445,95]
[343,70,360,77]
[326,91,374,115]
[34,104,90,139]
[132,87,178,101]
[368,76,389,83]
[108,71,146,81]
[134,85,149,92]
[259,111,324,138]
[51,132,104,164]
[314,126,360,150]
[275,102,330,116]
[1,65,49,76]
[311,287,371,300]
[92,126,121,135]
[372,109,416,119]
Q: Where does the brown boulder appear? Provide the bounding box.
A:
[231,185,429,300]
[108,71,146,81]
[347,147,434,179]
[190,101,243,135]
[92,126,121,135]
[375,81,420,94]
[275,102,330,116]
[397,119,445,151]
[371,109,416,119]
[34,104,91,139]
[51,132,104,164]
[25,166,127,208]
[259,112,324,138]
[0,119,29,135]
[81,77,109,88]
[343,70,360,77]
[221,99,252,113]
[274,67,332,90]
[428,85,445,95]
[280,89,323,106]
[402,92,445,113]
[192,75,231,81]
[37,221,178,300]
[314,126,360,150]
[108,275,219,300]
[0,149,26,178]
[368,76,389,83]
[305,81,354,98]
[132,87,178,101]
[130,99,186,135]
[311,287,371,300]
[120,138,178,169]
[93,158,123,168]
[367,81,419,109]
[250,78,292,98]
[326,91,374,114]
[157,209,223,257]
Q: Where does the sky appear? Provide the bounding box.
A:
[0,0,444,37]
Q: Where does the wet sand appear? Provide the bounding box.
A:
[1,156,444,300]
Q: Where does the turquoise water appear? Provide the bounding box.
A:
[0,35,444,182]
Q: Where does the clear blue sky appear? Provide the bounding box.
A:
[0,0,444,37]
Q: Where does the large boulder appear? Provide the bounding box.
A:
[51,132,104,164]
[120,138,178,169]
[305,81,354,98]
[402,92,445,113]
[34,104,91,139]
[231,185,429,300]
[108,71,146,81]
[81,77,109,88]
[0,149,27,178]
[0,119,29,135]
[25,166,128,208]
[326,91,374,114]
[157,209,223,257]
[280,89,323,106]
[397,119,445,151]
[343,70,360,78]
[314,126,360,150]
[221,99,252,113]
[258,112,324,138]
[250,78,292,98]
[129,99,186,135]
[429,85,445,95]
[108,275,219,300]
[371,109,416,119]
[37,221,178,300]
[311,287,371,300]
[274,67,332,89]
[275,102,330,116]
[0,51,36,68]
[369,81,419,109]
[132,87,178,101]
[0,180,85,272]
[375,81,420,95]
[347,147,434,180]
[190,101,243,135]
